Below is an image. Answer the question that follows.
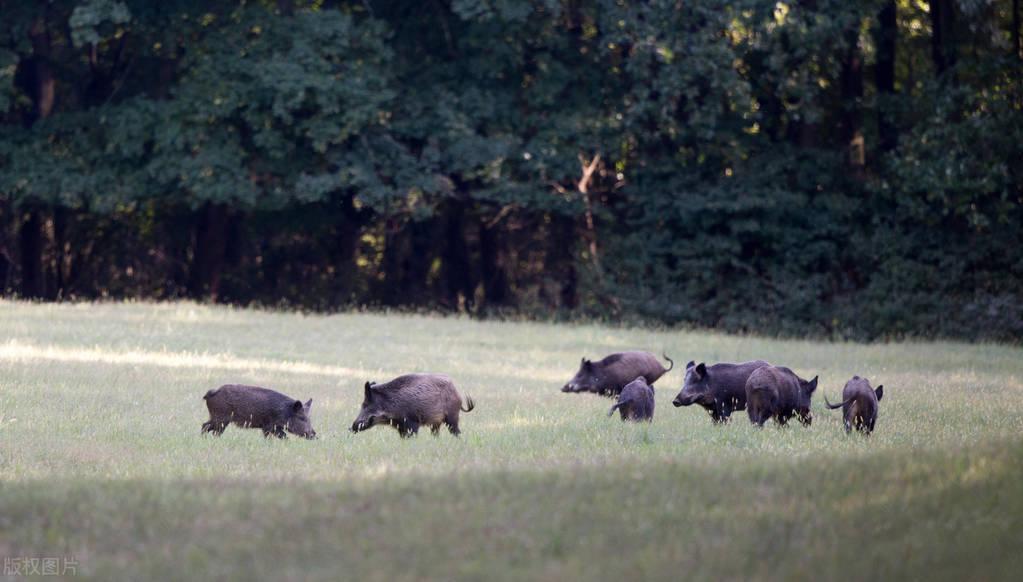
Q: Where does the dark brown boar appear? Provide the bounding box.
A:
[607,376,655,422]
[350,374,474,438]
[672,360,769,422]
[202,384,316,439]
[745,366,818,427]
[825,376,884,434]
[562,351,673,397]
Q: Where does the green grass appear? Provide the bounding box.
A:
[1,301,1021,581]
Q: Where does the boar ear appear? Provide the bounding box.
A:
[292,400,304,413]
[695,363,707,378]
[305,399,313,410]
[806,376,819,393]
[875,385,884,401]
[686,361,695,369]
[364,381,374,400]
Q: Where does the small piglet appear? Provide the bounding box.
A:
[202,384,316,439]
[351,374,474,438]
[607,376,655,422]
[825,376,884,434]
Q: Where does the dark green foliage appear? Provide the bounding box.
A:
[0,0,1020,339]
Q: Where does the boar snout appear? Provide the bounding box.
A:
[561,384,574,393]
[351,417,373,432]
[673,393,698,407]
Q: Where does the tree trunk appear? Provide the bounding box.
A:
[52,205,69,299]
[18,15,56,299]
[0,200,11,293]
[28,15,55,122]
[840,26,865,172]
[333,196,364,300]
[1013,0,1020,60]
[790,1,820,150]
[479,218,509,307]
[552,213,578,309]
[19,209,45,298]
[188,203,230,301]
[441,199,475,310]
[930,0,956,76]
[377,221,407,307]
[875,0,898,153]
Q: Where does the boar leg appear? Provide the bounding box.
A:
[263,426,287,439]
[747,404,769,427]
[395,419,419,438]
[718,401,734,420]
[201,420,228,436]
[446,419,461,436]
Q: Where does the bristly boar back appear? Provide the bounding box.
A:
[202,384,316,439]
[350,374,474,438]
[562,351,674,397]
[607,376,655,422]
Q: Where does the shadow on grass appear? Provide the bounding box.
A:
[1,438,1021,581]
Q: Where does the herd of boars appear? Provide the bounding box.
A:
[200,350,885,440]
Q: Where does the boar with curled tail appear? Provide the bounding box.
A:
[201,384,316,439]
[350,374,474,438]
[825,376,884,434]
[607,377,655,422]
[745,366,818,427]
[562,351,673,397]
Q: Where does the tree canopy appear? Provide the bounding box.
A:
[1,0,1020,340]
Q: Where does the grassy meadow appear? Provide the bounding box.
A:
[1,301,1021,580]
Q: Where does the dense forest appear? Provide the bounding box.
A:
[0,0,1020,340]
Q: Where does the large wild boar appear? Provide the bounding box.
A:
[201,384,316,439]
[607,376,655,422]
[745,366,818,427]
[561,351,673,397]
[825,376,884,434]
[671,360,769,422]
[350,374,474,438]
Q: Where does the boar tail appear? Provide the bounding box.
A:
[824,395,855,410]
[461,396,475,413]
[607,400,630,417]
[662,353,674,372]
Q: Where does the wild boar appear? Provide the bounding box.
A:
[745,366,819,427]
[825,376,884,434]
[562,351,674,397]
[607,376,655,422]
[201,384,316,439]
[350,374,474,438]
[672,360,769,422]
